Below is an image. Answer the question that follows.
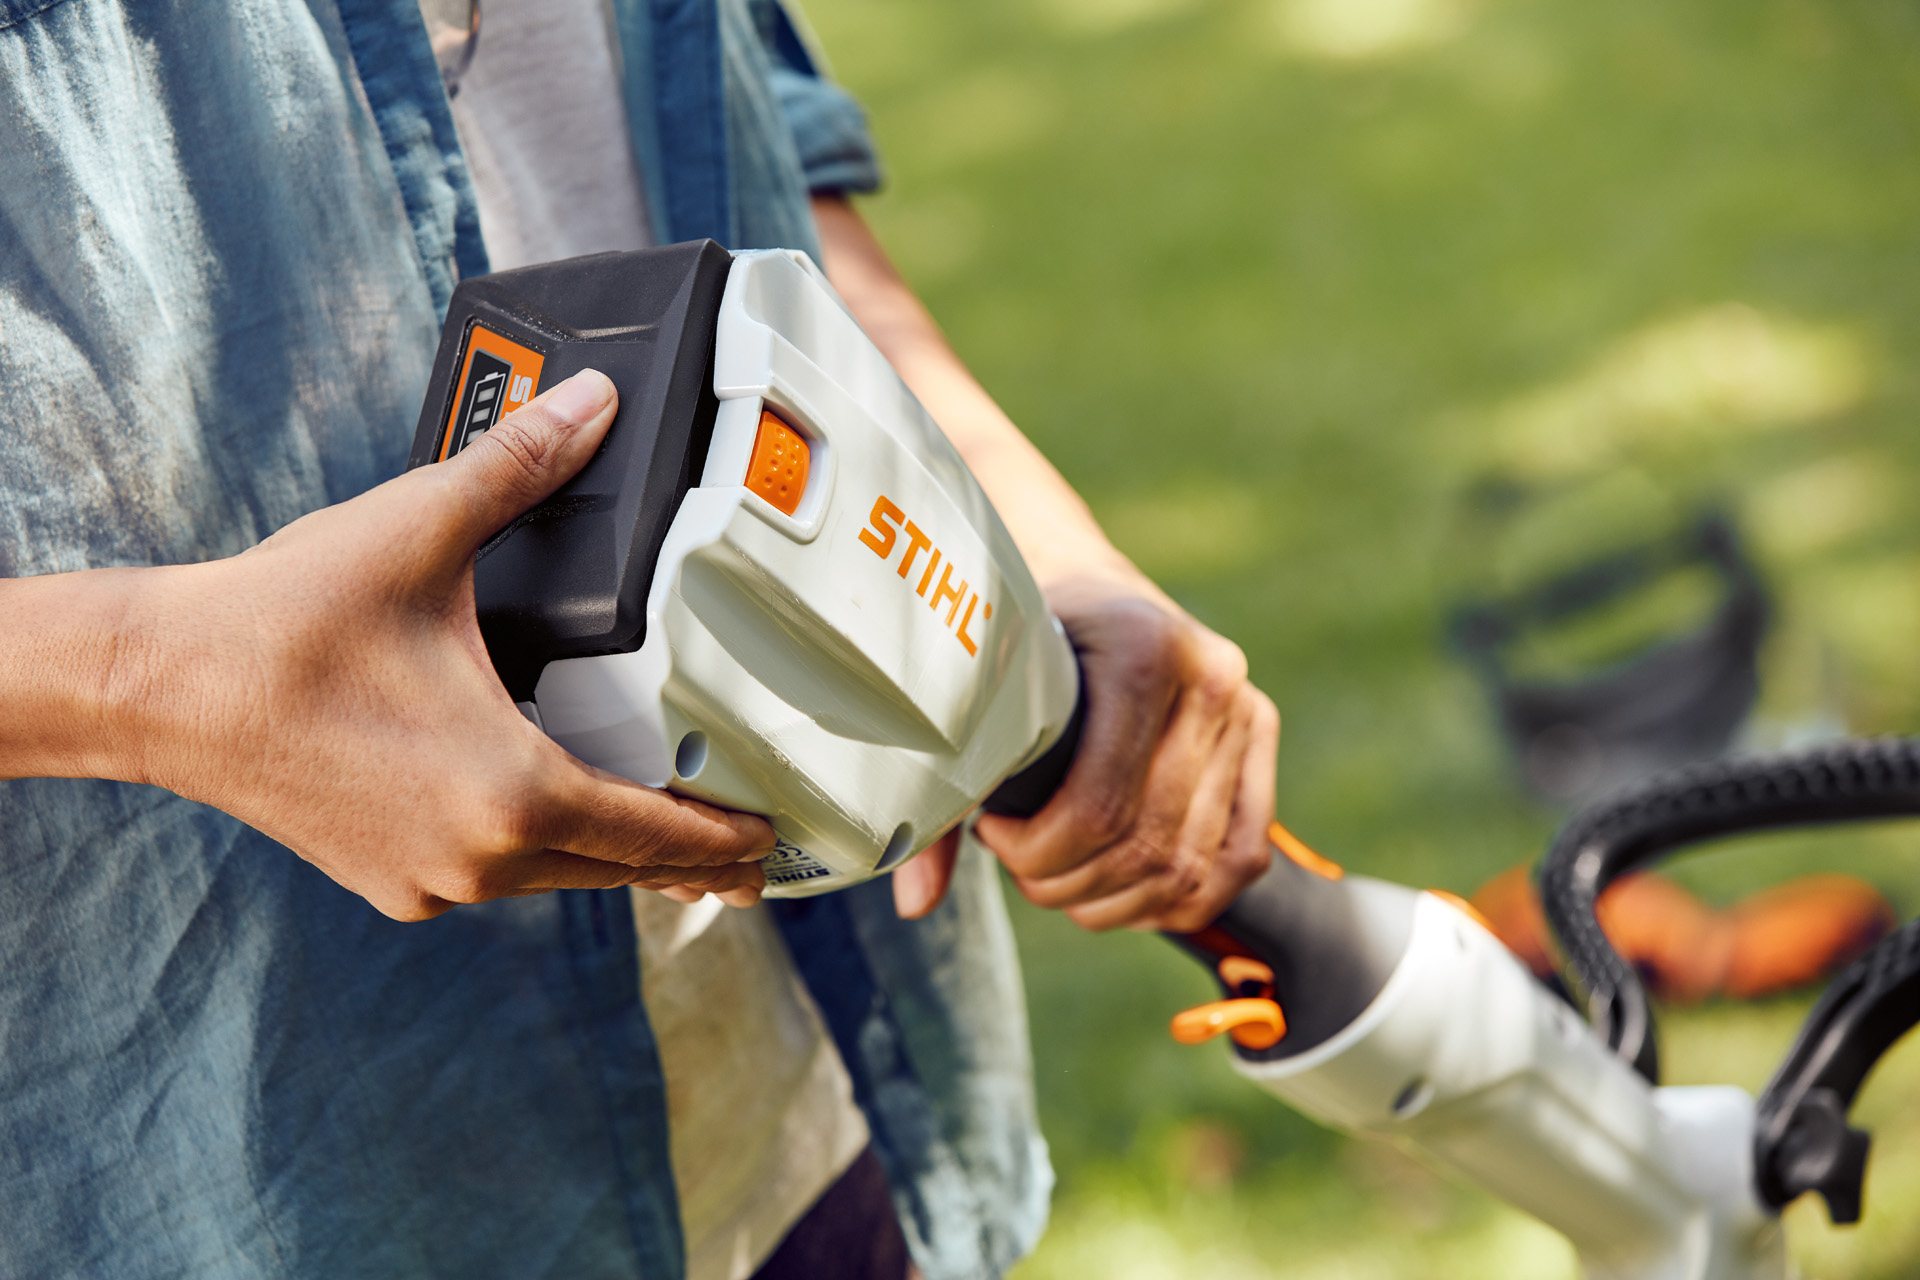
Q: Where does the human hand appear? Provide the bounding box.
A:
[112,370,773,920]
[893,572,1278,931]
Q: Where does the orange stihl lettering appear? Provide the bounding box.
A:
[859,496,904,558]
[898,522,932,580]
[857,495,992,659]
[930,564,967,624]
[955,593,981,656]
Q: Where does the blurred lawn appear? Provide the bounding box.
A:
[800,0,1920,1274]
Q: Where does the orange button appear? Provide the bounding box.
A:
[746,409,809,516]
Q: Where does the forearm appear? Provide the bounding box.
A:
[810,195,1166,606]
[0,567,158,782]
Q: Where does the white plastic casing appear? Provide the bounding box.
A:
[1235,890,1786,1280]
[529,250,1079,896]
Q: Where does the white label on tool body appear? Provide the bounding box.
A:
[761,838,833,886]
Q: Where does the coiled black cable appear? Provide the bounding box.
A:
[1539,738,1920,1083]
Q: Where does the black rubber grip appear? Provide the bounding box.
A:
[980,680,1087,819]
[1539,737,1920,1083]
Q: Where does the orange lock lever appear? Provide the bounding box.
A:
[1171,999,1287,1050]
[1217,956,1275,991]
[1171,955,1286,1050]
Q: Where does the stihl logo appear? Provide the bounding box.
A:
[858,496,992,657]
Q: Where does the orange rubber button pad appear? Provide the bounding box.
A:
[745,409,810,516]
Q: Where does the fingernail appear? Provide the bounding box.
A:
[546,369,615,422]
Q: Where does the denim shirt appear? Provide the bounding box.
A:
[0,2,1048,1277]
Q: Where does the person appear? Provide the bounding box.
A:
[0,2,1278,1279]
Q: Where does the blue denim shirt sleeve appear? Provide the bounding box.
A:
[749,0,884,193]
[335,0,488,309]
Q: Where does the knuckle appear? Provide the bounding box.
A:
[428,861,506,905]
[1015,875,1075,910]
[376,891,445,923]
[1110,832,1177,884]
[475,796,543,854]
[1158,848,1208,901]
[479,411,560,484]
[1190,638,1248,707]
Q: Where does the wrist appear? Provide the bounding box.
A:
[75,558,246,795]
[0,565,160,782]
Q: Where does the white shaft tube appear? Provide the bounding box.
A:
[1232,888,1784,1280]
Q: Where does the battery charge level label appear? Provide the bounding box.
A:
[438,324,545,460]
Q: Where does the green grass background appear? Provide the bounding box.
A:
[799,0,1920,1273]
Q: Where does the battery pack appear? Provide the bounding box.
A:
[407,240,732,700]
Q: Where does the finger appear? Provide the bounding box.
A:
[893,828,962,920]
[1017,682,1261,924]
[442,848,768,900]
[973,603,1182,879]
[1135,691,1280,932]
[544,760,776,870]
[629,861,767,896]
[715,883,763,908]
[656,885,707,904]
[428,369,619,554]
[1009,685,1246,909]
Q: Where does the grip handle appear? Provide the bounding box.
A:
[980,681,1087,819]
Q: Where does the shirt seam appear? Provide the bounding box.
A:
[0,0,78,34]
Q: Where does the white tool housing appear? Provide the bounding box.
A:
[528,250,1079,895]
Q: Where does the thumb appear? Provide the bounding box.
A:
[431,369,618,554]
[894,827,963,920]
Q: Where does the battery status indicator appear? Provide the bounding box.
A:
[452,351,511,455]
[438,324,546,461]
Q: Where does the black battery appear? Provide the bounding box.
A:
[407,240,731,701]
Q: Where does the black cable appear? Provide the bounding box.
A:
[1539,738,1920,1082]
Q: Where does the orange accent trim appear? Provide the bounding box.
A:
[1428,889,1496,935]
[1270,820,1344,881]
[439,325,545,461]
[1217,956,1274,990]
[745,410,809,516]
[1170,998,1286,1050]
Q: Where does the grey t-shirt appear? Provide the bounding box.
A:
[446,0,654,267]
